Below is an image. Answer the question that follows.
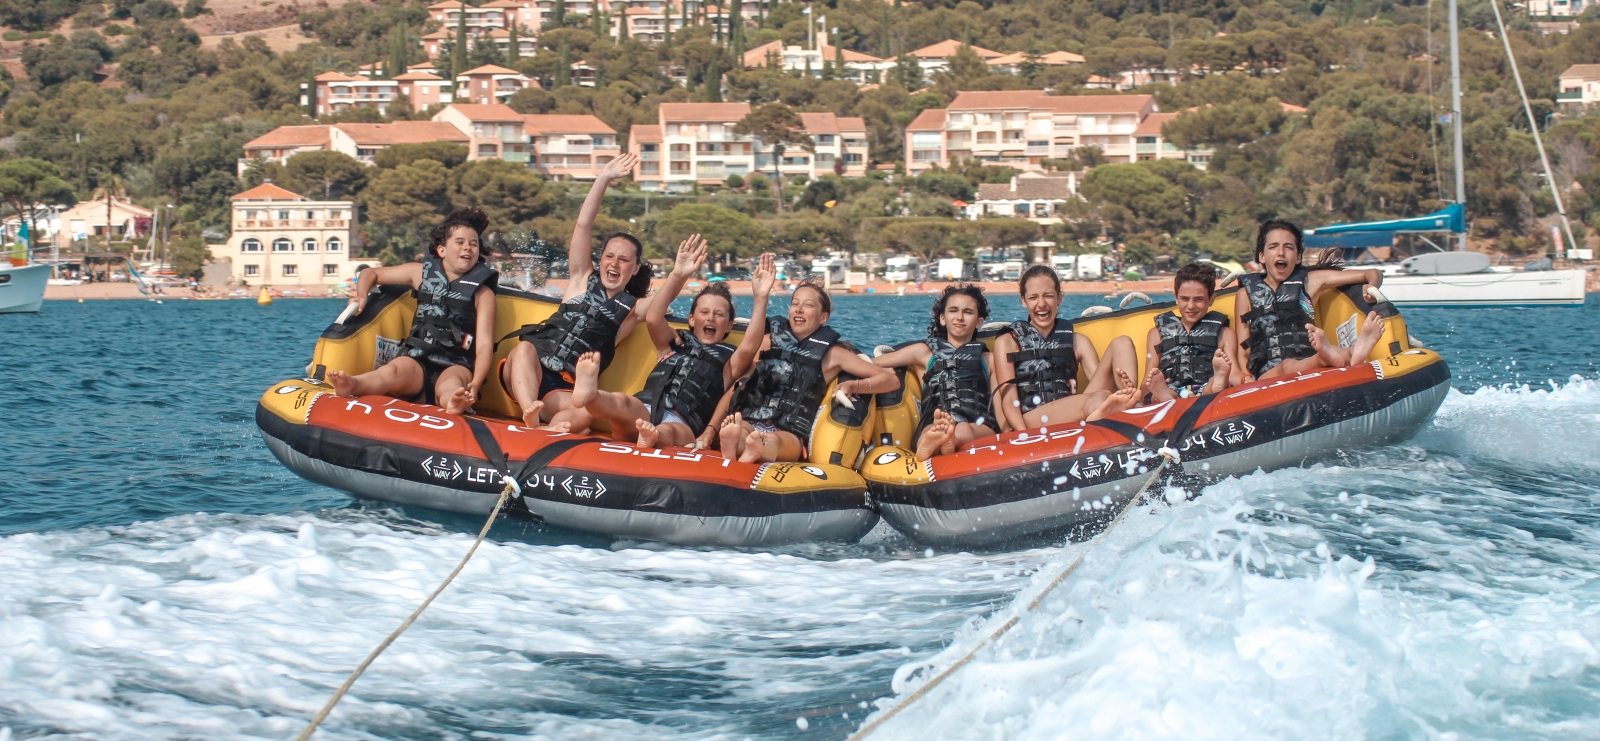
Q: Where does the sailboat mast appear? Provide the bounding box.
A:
[1448,0,1466,251]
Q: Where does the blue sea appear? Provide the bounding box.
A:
[2,294,1597,740]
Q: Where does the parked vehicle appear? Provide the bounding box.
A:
[885,255,921,282]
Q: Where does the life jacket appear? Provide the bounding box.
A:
[916,337,993,437]
[403,255,497,370]
[1155,310,1229,389]
[1240,268,1315,377]
[734,316,843,440]
[523,273,638,376]
[1005,318,1076,413]
[634,329,736,434]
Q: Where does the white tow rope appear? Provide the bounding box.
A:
[294,476,521,740]
[845,448,1180,741]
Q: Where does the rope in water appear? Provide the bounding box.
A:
[845,449,1178,741]
[294,477,520,741]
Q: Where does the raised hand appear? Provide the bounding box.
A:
[673,234,707,276]
[751,252,776,298]
[599,151,639,183]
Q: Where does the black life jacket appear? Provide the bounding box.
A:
[1240,268,1315,377]
[525,273,638,376]
[916,337,993,436]
[404,255,497,369]
[634,329,736,434]
[735,316,843,440]
[1155,310,1229,389]
[1006,318,1076,413]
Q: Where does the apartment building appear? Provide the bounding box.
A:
[1131,112,1213,167]
[238,123,469,174]
[311,72,402,117]
[433,103,532,162]
[617,4,729,42]
[904,91,1157,174]
[454,64,534,105]
[525,114,620,179]
[627,102,869,191]
[213,184,365,287]
[395,71,449,109]
[741,39,890,84]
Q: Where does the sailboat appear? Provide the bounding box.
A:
[1304,0,1590,308]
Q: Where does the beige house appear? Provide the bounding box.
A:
[905,91,1158,174]
[627,102,871,191]
[238,122,469,173]
[56,198,154,247]
[525,114,620,179]
[1558,64,1600,107]
[964,172,1078,224]
[433,103,531,162]
[454,64,535,105]
[741,39,890,84]
[211,183,366,287]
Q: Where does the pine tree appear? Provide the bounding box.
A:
[679,0,689,41]
[880,6,891,58]
[834,34,845,80]
[508,22,520,63]
[618,7,628,39]
[389,27,408,78]
[556,40,570,86]
[451,1,468,84]
[552,0,565,28]
[704,55,721,101]
[728,0,742,57]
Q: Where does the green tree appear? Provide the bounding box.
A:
[879,218,957,261]
[169,234,211,278]
[704,54,721,102]
[451,0,468,82]
[364,159,454,227]
[1162,99,1290,149]
[733,102,812,213]
[0,158,75,249]
[1080,163,1189,238]
[283,150,368,201]
[373,142,470,170]
[452,158,548,226]
[508,22,521,64]
[655,203,771,258]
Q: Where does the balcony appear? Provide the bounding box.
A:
[638,151,660,160]
[1026,145,1050,156]
[1558,91,1584,101]
[945,120,970,130]
[1136,142,1159,154]
[502,151,531,163]
[696,164,725,178]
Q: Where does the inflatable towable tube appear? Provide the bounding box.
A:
[859,284,1451,547]
[256,285,880,547]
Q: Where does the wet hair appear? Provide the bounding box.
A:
[690,281,734,316]
[1018,264,1060,295]
[598,232,652,298]
[792,278,832,315]
[429,207,490,262]
[1174,262,1218,295]
[928,283,989,339]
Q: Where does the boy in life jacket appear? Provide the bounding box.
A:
[566,241,778,449]
[872,284,998,460]
[1235,219,1387,381]
[329,207,497,415]
[718,279,899,464]
[1141,262,1240,402]
[993,265,1143,431]
[499,152,650,430]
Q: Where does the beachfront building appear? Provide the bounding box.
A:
[740,39,891,83]
[1131,111,1214,168]
[626,102,869,191]
[964,172,1078,224]
[904,91,1157,175]
[434,103,531,163]
[525,114,621,179]
[213,184,365,287]
[54,198,154,247]
[238,122,470,174]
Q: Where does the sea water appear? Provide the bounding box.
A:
[1,295,1596,740]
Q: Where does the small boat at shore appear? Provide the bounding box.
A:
[257,282,1449,549]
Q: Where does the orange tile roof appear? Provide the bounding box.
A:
[799,112,841,134]
[836,116,866,132]
[989,50,1086,66]
[334,121,470,145]
[232,183,306,201]
[659,102,751,122]
[911,40,1002,59]
[906,108,946,131]
[1132,111,1176,137]
[1040,93,1155,114]
[444,102,523,121]
[314,71,364,82]
[630,124,662,142]
[523,114,616,135]
[739,40,885,68]
[460,64,522,76]
[244,125,331,149]
[394,71,445,81]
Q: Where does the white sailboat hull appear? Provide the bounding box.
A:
[0,263,50,314]
[1379,268,1587,307]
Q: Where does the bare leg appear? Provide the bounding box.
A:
[719,413,751,459]
[1083,336,1138,395]
[543,391,592,433]
[1308,324,1350,368]
[652,422,697,448]
[951,421,995,449]
[743,429,803,463]
[436,365,474,414]
[504,341,546,427]
[328,356,424,399]
[1348,311,1385,365]
[1258,354,1329,380]
[915,409,955,460]
[569,352,603,408]
[1023,392,1103,428]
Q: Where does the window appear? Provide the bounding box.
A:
[816,152,836,165]
[913,150,941,162]
[282,264,298,277]
[244,210,258,220]
[303,238,318,252]
[327,237,343,252]
[305,210,316,219]
[273,238,293,252]
[844,153,863,164]
[330,210,343,220]
[641,162,661,175]
[324,264,340,277]
[666,124,679,135]
[479,144,499,156]
[244,264,260,276]
[277,210,289,220]
[642,143,659,152]
[1014,204,1029,215]
[816,134,835,145]
[242,238,263,253]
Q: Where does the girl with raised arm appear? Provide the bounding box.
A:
[567,242,778,448]
[873,284,998,460]
[328,208,497,415]
[499,151,647,430]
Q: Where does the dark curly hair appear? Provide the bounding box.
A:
[690,281,734,316]
[597,232,652,298]
[428,207,490,262]
[928,283,989,339]
[1174,262,1219,295]
[1254,218,1343,272]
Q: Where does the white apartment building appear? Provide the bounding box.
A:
[626,103,868,191]
[525,114,622,179]
[908,40,1003,75]
[213,184,366,287]
[904,91,1158,174]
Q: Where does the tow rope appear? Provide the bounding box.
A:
[845,445,1182,741]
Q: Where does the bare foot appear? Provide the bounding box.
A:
[1145,366,1175,403]
[443,386,474,415]
[521,400,544,428]
[570,351,602,408]
[541,420,571,433]
[1115,367,1137,390]
[328,370,356,397]
[719,413,746,459]
[635,418,660,448]
[915,409,955,460]
[1350,311,1385,365]
[1212,347,1232,379]
[1308,324,1345,368]
[739,429,773,463]
[1087,387,1139,421]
